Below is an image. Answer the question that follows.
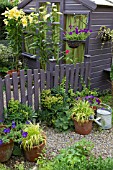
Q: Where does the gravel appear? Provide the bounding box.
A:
[4,123,113,169]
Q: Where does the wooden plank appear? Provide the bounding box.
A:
[79,62,85,91]
[27,69,33,106]
[0,78,4,120]
[65,65,70,92]
[70,64,74,89]
[5,75,11,107]
[90,53,112,61]
[60,64,65,83]
[65,4,88,10]
[91,19,113,25]
[34,69,39,111]
[92,12,113,19]
[40,69,45,92]
[84,62,90,86]
[46,70,50,89]
[89,47,111,56]
[54,65,59,87]
[74,63,80,92]
[91,58,111,67]
[91,64,110,72]
[20,70,26,104]
[12,72,19,100]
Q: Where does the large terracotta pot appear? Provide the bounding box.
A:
[7,70,20,77]
[0,140,14,162]
[73,120,92,135]
[24,140,46,162]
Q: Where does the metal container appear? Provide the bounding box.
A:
[95,103,112,129]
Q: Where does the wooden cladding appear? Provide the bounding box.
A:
[0,62,90,119]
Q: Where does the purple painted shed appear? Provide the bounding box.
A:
[18,0,113,91]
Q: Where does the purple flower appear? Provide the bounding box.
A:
[0,139,3,145]
[26,121,30,124]
[96,98,101,104]
[0,120,3,123]
[69,32,73,35]
[12,121,16,128]
[75,27,79,34]
[3,128,10,134]
[22,131,28,138]
[69,24,73,29]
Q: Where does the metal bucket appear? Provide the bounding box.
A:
[94,103,112,129]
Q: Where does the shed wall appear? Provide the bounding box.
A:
[88,6,113,91]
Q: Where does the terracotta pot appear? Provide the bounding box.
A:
[0,140,14,162]
[7,70,20,78]
[24,140,46,162]
[73,120,92,135]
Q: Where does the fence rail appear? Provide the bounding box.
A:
[0,62,91,120]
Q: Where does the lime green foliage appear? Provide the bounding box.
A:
[4,98,35,124]
[21,123,45,150]
[110,65,113,81]
[39,78,75,131]
[71,100,94,123]
[0,163,10,170]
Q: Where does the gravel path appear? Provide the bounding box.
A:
[45,124,113,159]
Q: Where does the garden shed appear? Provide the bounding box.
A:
[18,0,113,91]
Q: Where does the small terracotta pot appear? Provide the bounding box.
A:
[73,120,92,135]
[23,140,46,162]
[0,140,14,162]
[7,70,20,77]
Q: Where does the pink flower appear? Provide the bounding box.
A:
[66,50,70,54]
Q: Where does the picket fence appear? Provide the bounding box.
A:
[0,62,91,120]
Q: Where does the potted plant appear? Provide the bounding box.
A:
[71,100,94,135]
[110,64,113,97]
[63,26,92,48]
[97,26,112,48]
[21,122,46,162]
[0,121,21,162]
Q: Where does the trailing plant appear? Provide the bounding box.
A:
[4,98,35,124]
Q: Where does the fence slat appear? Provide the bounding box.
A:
[54,65,59,87]
[20,70,26,104]
[60,64,65,83]
[12,72,19,100]
[65,65,70,92]
[79,63,85,91]
[40,69,45,92]
[74,63,80,92]
[46,70,50,89]
[27,69,33,106]
[84,62,90,86]
[34,69,39,111]
[70,64,74,89]
[5,75,11,107]
[0,78,4,120]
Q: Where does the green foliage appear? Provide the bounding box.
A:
[4,98,35,124]
[38,139,113,170]
[0,163,10,170]
[110,65,113,81]
[21,123,45,150]
[71,100,94,123]
[38,78,75,131]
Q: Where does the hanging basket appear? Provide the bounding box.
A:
[63,38,86,48]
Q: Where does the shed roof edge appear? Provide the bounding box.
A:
[18,0,32,9]
[78,0,97,11]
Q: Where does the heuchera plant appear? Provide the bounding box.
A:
[64,25,92,40]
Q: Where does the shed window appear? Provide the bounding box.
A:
[65,14,88,64]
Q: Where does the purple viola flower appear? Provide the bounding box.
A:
[75,27,79,34]
[26,121,30,124]
[0,120,3,123]
[22,131,28,138]
[69,24,73,29]
[96,98,101,104]
[69,32,73,35]
[89,29,92,32]
[12,121,16,128]
[0,139,3,145]
[3,128,10,134]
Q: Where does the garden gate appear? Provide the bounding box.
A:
[0,61,91,120]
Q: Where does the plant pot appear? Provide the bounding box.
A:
[64,38,86,48]
[23,140,46,162]
[0,140,14,162]
[73,120,92,135]
[7,70,20,78]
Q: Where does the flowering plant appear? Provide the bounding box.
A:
[0,121,22,145]
[83,95,101,107]
[64,25,92,41]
